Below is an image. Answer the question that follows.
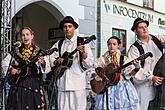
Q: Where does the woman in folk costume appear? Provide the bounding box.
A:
[94,36,140,110]
[2,27,51,110]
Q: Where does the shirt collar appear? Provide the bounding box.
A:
[137,35,152,44]
[65,34,77,43]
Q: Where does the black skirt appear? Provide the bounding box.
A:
[6,75,47,110]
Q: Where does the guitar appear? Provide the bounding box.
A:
[148,53,165,110]
[90,52,153,94]
[53,35,96,79]
[7,47,58,85]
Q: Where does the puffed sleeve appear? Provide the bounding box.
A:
[156,35,165,43]
[81,43,94,68]
[48,41,59,67]
[122,57,136,79]
[126,45,154,81]
[1,53,12,75]
[38,56,51,74]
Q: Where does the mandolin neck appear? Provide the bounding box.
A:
[114,52,152,72]
[69,49,78,57]
[114,61,132,72]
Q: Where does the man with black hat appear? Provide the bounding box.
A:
[48,16,94,110]
[126,17,165,110]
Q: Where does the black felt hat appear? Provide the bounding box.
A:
[131,18,149,32]
[59,16,79,30]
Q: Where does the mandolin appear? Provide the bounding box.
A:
[90,52,153,94]
[54,35,96,79]
[7,47,58,85]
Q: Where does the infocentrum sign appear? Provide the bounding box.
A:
[103,0,153,22]
[112,5,153,23]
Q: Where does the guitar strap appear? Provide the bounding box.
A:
[58,39,64,57]
[58,37,86,71]
[119,54,124,66]
[77,37,87,71]
[132,34,163,67]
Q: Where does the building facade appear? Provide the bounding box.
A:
[97,0,165,57]
[8,0,165,57]
[1,0,165,109]
[11,0,96,51]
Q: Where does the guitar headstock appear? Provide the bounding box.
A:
[43,48,58,56]
[83,35,96,44]
[138,52,153,61]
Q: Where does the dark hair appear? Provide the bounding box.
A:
[20,27,34,35]
[107,36,121,45]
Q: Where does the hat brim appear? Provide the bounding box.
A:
[59,20,79,30]
[131,20,149,32]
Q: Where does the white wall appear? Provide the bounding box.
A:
[127,0,143,7]
[154,0,165,13]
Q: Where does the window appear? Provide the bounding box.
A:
[143,0,154,9]
[112,28,126,55]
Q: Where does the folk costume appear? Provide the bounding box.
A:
[94,49,140,110]
[2,43,50,110]
[48,34,94,110]
[127,35,165,110]
[127,17,165,110]
[48,16,94,110]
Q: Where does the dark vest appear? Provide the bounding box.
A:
[131,34,163,67]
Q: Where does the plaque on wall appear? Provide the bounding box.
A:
[48,28,64,39]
